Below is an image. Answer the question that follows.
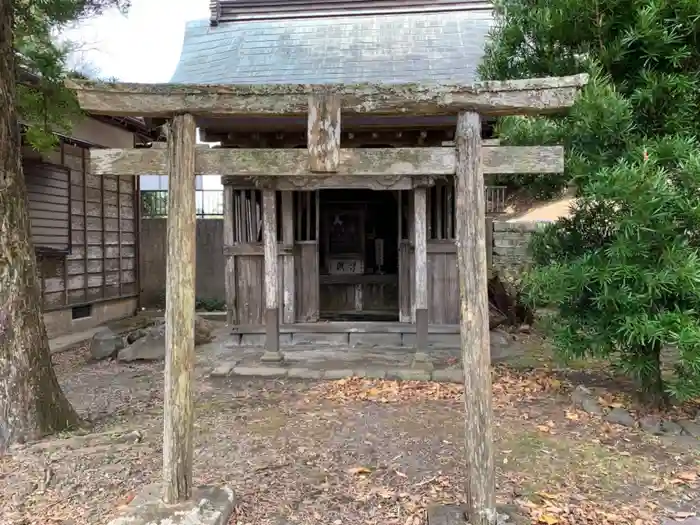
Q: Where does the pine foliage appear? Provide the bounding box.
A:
[480,0,700,403]
[14,0,130,150]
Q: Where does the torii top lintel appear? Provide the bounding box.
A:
[66,74,589,119]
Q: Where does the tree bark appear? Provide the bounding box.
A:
[639,342,668,409]
[0,1,81,453]
[455,111,497,525]
[162,114,197,503]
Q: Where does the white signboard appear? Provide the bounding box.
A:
[328,258,364,275]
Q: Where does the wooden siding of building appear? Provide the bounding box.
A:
[24,160,71,253]
[26,141,139,313]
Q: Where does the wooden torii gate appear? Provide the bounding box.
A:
[69,73,587,525]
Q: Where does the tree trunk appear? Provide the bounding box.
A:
[0,1,81,452]
[638,342,668,409]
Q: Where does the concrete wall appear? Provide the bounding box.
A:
[491,221,543,274]
[140,218,225,307]
[44,297,137,339]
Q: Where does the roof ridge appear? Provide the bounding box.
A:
[210,0,492,25]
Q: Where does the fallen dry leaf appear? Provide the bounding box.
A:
[348,467,372,476]
[676,471,698,482]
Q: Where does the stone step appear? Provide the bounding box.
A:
[227,331,462,348]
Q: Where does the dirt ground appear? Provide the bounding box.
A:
[1,345,699,525]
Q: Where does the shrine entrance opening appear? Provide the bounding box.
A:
[319,188,400,322]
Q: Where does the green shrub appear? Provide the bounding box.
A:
[525,136,700,405]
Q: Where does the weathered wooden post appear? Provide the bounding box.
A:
[307,93,341,173]
[261,189,281,362]
[163,113,197,503]
[454,110,495,524]
[413,186,429,352]
[223,185,237,325]
[281,191,295,324]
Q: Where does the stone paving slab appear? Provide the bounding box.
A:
[199,336,524,384]
[209,362,464,383]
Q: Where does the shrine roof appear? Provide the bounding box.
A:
[170,10,493,86]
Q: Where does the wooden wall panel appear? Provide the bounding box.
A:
[24,161,71,253]
[236,255,264,324]
[295,242,319,322]
[28,140,139,312]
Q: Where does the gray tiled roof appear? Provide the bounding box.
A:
[171,11,494,85]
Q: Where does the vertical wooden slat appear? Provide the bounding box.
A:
[485,217,493,274]
[294,192,301,241]
[134,158,141,310]
[436,185,443,240]
[100,154,106,298]
[397,190,403,242]
[455,110,495,525]
[308,94,341,173]
[315,190,320,242]
[82,147,89,302]
[281,191,295,324]
[413,186,428,350]
[223,185,236,324]
[446,181,454,240]
[262,189,280,358]
[306,191,311,241]
[117,173,122,296]
[60,142,68,306]
[426,185,432,240]
[162,113,197,504]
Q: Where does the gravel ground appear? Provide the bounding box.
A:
[0,345,698,525]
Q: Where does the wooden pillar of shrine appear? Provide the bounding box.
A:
[281,191,295,324]
[222,184,236,325]
[455,110,495,524]
[162,113,197,503]
[261,188,282,361]
[413,186,429,351]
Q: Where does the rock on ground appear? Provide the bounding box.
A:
[108,484,235,525]
[89,328,125,361]
[118,316,214,362]
[604,407,636,427]
[571,385,604,416]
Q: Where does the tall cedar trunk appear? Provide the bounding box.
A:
[0,1,81,452]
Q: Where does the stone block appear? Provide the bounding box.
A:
[291,332,349,345]
[679,419,700,438]
[403,333,460,347]
[354,368,387,379]
[232,366,287,378]
[386,369,431,381]
[432,369,463,383]
[323,369,354,380]
[287,367,323,379]
[240,333,265,346]
[239,333,293,346]
[493,238,528,249]
[349,332,402,347]
[260,351,284,363]
[210,363,236,377]
[493,221,540,233]
[107,484,235,525]
[411,352,435,371]
[224,335,242,347]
